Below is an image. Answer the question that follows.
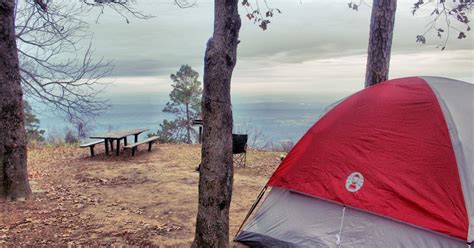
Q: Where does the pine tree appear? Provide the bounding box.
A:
[157,65,202,144]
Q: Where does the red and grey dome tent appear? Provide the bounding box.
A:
[235,77,473,247]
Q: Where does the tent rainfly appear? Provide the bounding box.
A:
[235,77,473,247]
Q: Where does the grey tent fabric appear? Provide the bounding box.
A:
[236,187,466,248]
[424,76,474,241]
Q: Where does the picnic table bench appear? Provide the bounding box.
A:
[124,136,159,156]
[80,140,104,157]
[88,128,149,156]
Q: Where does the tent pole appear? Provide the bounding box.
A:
[233,185,268,240]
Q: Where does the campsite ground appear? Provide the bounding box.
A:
[0,144,282,247]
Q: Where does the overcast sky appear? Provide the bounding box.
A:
[79,0,472,103]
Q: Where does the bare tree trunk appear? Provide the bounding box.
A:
[186,102,191,144]
[365,0,397,87]
[0,0,31,200]
[192,0,241,246]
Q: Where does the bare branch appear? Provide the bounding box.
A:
[33,0,47,11]
[242,0,281,30]
[80,0,154,23]
[347,0,372,11]
[16,0,113,121]
[413,0,472,50]
[347,0,472,49]
[174,0,196,9]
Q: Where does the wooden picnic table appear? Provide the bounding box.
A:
[90,128,148,156]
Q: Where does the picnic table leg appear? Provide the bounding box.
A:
[124,137,128,146]
[134,134,138,143]
[116,139,120,156]
[109,139,114,151]
[105,138,110,156]
[148,142,152,151]
[90,145,95,157]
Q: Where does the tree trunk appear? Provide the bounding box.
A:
[365,0,397,87]
[192,0,241,246]
[0,0,31,200]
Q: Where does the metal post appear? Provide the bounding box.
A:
[199,126,203,144]
[116,139,120,156]
[105,138,109,156]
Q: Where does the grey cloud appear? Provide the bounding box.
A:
[66,0,472,79]
[108,59,183,77]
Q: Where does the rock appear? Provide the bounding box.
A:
[74,204,84,209]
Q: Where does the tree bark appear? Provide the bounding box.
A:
[192,0,241,246]
[0,0,31,200]
[365,0,397,87]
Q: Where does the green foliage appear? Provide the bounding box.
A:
[151,119,187,143]
[24,101,45,142]
[157,65,202,144]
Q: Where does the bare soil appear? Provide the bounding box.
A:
[0,144,282,247]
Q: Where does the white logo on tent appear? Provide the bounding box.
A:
[345,172,364,192]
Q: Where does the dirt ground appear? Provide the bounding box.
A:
[0,144,282,247]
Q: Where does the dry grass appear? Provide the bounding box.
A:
[0,143,282,247]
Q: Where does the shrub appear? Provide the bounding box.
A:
[24,101,45,142]
[64,129,79,144]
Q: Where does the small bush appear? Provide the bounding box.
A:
[24,101,45,142]
[45,129,64,146]
[64,129,79,144]
[280,140,295,152]
[267,139,295,152]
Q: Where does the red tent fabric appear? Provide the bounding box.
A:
[236,76,473,247]
[267,77,468,239]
